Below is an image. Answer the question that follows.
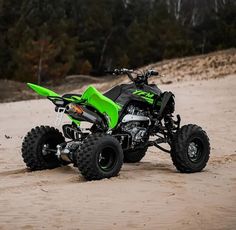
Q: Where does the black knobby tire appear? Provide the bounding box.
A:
[171,124,210,173]
[124,147,148,163]
[22,126,65,170]
[77,133,123,180]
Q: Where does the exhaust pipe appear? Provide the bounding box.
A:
[66,103,96,122]
[66,103,106,128]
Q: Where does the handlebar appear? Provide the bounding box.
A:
[105,68,133,75]
[105,68,159,84]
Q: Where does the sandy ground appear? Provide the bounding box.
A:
[0,75,236,230]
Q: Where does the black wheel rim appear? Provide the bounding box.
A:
[187,138,203,163]
[98,147,117,172]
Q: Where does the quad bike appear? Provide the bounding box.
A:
[22,68,210,180]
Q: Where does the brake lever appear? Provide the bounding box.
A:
[147,70,159,76]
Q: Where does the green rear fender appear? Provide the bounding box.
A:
[27,83,59,97]
[27,83,81,125]
[81,86,121,129]
[27,83,121,129]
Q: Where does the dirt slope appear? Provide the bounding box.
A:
[0,49,235,102]
[0,74,235,229]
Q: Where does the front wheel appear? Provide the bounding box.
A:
[77,134,123,180]
[171,124,210,173]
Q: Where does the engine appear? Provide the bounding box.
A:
[121,105,150,147]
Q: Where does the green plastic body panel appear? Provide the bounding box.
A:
[27,83,121,129]
[27,83,59,97]
[133,90,154,104]
[27,83,80,124]
[81,86,121,129]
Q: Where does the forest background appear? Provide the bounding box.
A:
[0,0,235,84]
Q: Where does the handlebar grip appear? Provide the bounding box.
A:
[104,69,120,75]
[114,69,120,75]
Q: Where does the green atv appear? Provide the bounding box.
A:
[22,69,210,180]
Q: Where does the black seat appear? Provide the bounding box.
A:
[103,85,122,101]
[62,93,82,98]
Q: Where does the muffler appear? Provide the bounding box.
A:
[66,103,106,128]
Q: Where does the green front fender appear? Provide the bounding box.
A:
[81,86,121,129]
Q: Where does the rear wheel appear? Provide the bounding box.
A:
[77,133,123,180]
[22,126,65,170]
[124,147,147,163]
[171,124,210,173]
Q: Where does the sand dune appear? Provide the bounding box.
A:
[0,75,236,229]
